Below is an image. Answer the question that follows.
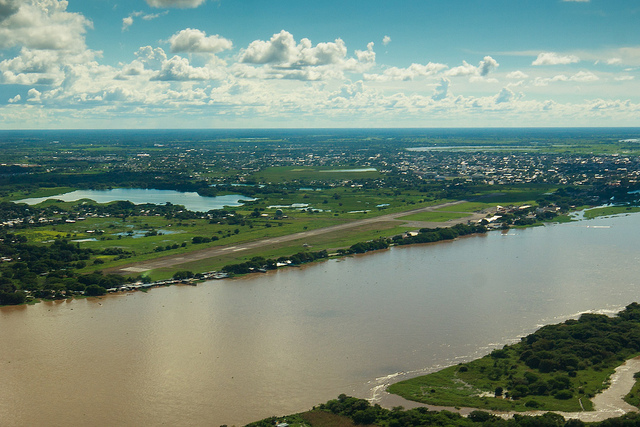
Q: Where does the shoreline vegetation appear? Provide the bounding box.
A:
[247,304,640,427]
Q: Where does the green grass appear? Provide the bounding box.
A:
[583,206,640,219]
[398,211,472,222]
[624,374,640,409]
[5,186,75,202]
[436,202,494,213]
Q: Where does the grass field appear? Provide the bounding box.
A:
[398,211,472,222]
[583,205,640,219]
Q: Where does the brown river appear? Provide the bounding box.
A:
[2,212,640,426]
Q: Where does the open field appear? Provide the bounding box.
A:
[583,205,640,219]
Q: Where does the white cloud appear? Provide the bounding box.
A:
[432,78,450,101]
[122,16,134,31]
[237,31,374,81]
[145,0,207,8]
[8,94,21,103]
[478,56,499,76]
[382,36,391,46]
[445,56,499,78]
[153,55,223,81]
[506,70,529,79]
[241,30,348,67]
[122,11,167,31]
[169,28,232,54]
[495,87,516,103]
[364,62,447,81]
[0,0,92,51]
[532,52,580,66]
[533,70,599,86]
[570,70,598,82]
[27,88,41,102]
[355,42,375,64]
[615,75,635,81]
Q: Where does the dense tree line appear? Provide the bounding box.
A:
[0,231,134,305]
[248,393,640,426]
[502,304,640,400]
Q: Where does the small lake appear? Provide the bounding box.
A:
[14,188,257,212]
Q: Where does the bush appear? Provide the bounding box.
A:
[85,285,107,296]
[554,390,573,400]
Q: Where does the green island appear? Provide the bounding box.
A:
[247,303,640,427]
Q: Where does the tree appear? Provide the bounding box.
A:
[85,285,107,296]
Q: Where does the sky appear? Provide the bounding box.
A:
[0,0,639,129]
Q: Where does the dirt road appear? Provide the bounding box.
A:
[112,200,482,274]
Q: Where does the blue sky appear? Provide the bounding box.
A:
[0,0,638,129]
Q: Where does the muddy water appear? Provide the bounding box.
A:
[2,213,640,426]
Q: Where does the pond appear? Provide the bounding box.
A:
[14,188,257,212]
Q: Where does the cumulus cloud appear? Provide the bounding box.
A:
[8,94,21,103]
[432,78,450,101]
[145,0,207,8]
[532,52,580,66]
[355,42,375,64]
[495,87,516,103]
[169,28,232,54]
[506,70,529,79]
[364,62,447,81]
[27,88,41,102]
[382,36,391,46]
[445,56,499,78]
[0,0,92,51]
[153,55,223,81]
[241,30,348,67]
[237,30,374,81]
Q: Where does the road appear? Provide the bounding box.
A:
[112,200,482,275]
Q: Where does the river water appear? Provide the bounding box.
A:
[1,213,640,426]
